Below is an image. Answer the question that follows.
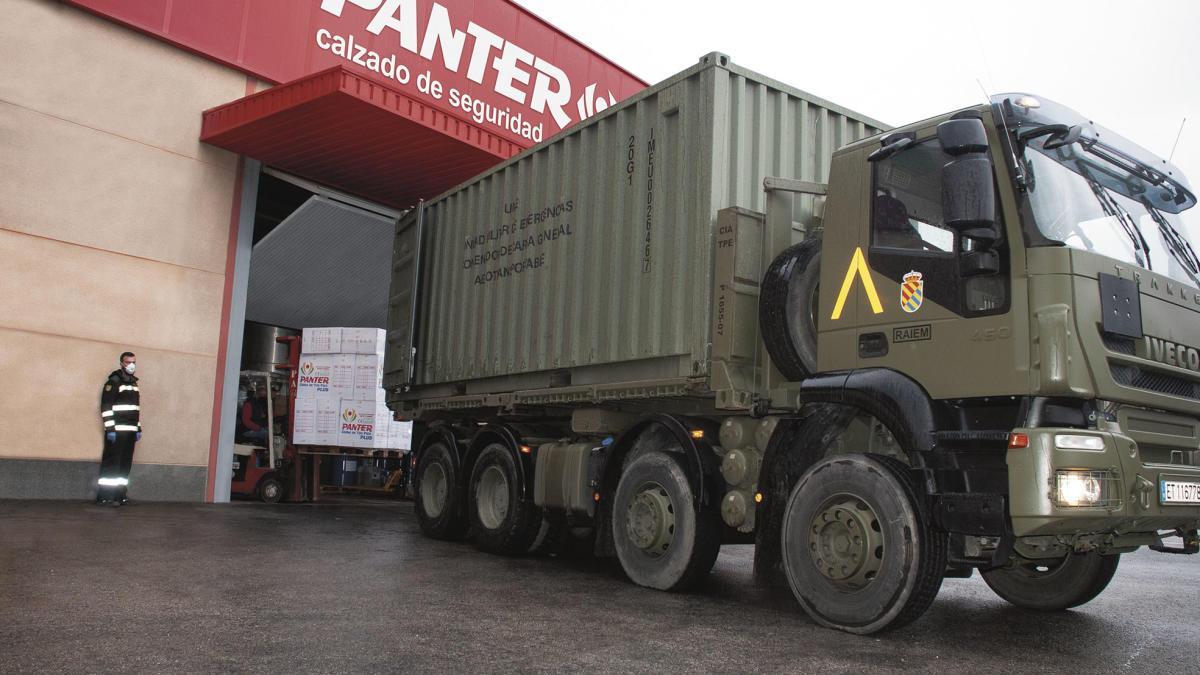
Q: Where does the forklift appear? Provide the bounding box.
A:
[229,370,294,503]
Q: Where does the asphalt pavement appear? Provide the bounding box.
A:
[1,499,1196,673]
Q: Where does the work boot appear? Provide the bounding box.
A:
[118,497,133,506]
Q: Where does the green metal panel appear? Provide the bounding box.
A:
[384,53,885,409]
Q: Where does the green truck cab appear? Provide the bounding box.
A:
[386,56,1198,635]
[749,93,1200,630]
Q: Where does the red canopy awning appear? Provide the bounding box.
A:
[201,66,522,208]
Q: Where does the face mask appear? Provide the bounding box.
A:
[124,363,136,375]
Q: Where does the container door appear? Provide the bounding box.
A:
[384,205,423,391]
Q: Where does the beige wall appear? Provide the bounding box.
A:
[0,0,250,473]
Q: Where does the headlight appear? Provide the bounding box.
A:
[1055,470,1117,507]
[1055,434,1106,451]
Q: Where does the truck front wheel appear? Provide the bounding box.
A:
[981,552,1120,611]
[781,454,946,634]
[414,441,468,540]
[468,443,541,555]
[612,451,721,591]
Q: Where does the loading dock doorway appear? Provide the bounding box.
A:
[210,166,401,502]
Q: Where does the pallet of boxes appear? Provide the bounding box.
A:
[292,327,413,497]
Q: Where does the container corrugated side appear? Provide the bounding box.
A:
[385,54,885,404]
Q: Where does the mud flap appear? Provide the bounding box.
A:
[753,403,857,586]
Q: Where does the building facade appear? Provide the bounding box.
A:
[0,0,643,502]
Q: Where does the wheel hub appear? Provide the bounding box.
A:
[808,495,884,589]
[421,462,448,518]
[626,482,675,557]
[476,465,510,530]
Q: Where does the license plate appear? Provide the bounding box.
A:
[1160,479,1200,504]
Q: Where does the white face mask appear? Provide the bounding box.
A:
[124,363,136,375]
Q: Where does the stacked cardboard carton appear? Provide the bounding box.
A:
[293,327,412,450]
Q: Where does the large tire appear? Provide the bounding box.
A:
[612,451,721,591]
[257,475,283,504]
[781,454,946,634]
[759,240,821,380]
[468,443,542,555]
[414,441,468,540]
[981,552,1119,611]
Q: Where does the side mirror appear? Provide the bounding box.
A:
[942,155,996,230]
[937,118,989,156]
[938,117,1001,277]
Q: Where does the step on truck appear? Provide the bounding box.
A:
[384,53,1200,634]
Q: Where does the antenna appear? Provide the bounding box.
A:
[975,78,992,104]
[1168,117,1186,163]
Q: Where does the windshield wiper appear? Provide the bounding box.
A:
[1082,168,1151,268]
[1142,201,1200,285]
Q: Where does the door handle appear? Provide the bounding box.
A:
[858,332,889,358]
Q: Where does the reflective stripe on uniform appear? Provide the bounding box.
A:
[98,477,121,486]
[119,385,139,392]
[114,425,140,432]
[101,410,114,417]
[104,420,116,428]
[112,404,139,412]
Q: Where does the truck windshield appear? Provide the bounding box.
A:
[993,94,1200,288]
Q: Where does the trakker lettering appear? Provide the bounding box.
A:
[319,0,616,142]
[1142,336,1200,372]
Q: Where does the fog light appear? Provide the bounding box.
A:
[1055,470,1110,507]
[1055,434,1106,451]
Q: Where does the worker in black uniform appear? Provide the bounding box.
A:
[98,351,141,506]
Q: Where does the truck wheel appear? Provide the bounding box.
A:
[781,454,946,634]
[612,451,721,591]
[257,475,283,504]
[981,552,1119,611]
[415,441,467,540]
[468,443,541,555]
[759,240,821,380]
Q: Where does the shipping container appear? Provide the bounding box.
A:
[385,53,885,413]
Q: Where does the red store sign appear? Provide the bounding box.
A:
[65,0,646,148]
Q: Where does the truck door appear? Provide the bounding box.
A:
[850,128,1025,399]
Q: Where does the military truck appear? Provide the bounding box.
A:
[384,53,1200,634]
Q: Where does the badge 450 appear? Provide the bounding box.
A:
[901,271,924,313]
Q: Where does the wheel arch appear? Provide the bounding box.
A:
[753,370,947,582]
[599,414,722,511]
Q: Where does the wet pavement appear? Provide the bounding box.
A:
[1,499,1197,673]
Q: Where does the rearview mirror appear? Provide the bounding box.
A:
[937,118,989,156]
[942,155,996,231]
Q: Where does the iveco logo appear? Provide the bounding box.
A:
[1143,336,1200,372]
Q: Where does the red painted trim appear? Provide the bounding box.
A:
[204,77,257,503]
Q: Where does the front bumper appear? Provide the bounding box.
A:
[1008,427,1200,538]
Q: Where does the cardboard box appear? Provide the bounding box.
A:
[393,420,413,450]
[353,354,384,400]
[337,400,392,449]
[301,327,342,354]
[296,354,354,399]
[328,354,355,399]
[296,355,332,398]
[293,397,340,446]
[342,327,386,355]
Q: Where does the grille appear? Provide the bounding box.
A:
[1110,363,1200,401]
[1101,333,1137,355]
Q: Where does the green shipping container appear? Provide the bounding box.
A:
[385,53,886,415]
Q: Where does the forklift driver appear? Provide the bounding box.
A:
[237,386,270,446]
